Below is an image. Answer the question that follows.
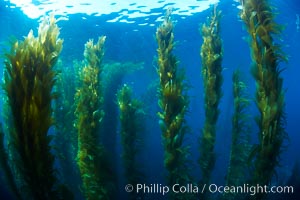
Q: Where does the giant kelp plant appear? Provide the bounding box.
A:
[3,15,64,199]
[156,9,190,198]
[75,36,114,200]
[117,84,145,200]
[199,5,223,194]
[53,59,81,198]
[240,0,287,197]
[224,70,251,200]
[101,61,144,187]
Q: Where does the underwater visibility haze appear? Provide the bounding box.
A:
[0,0,300,199]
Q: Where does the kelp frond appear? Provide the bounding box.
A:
[75,36,115,200]
[117,84,145,200]
[3,14,64,199]
[199,5,223,196]
[240,1,287,198]
[225,70,252,200]
[156,9,191,199]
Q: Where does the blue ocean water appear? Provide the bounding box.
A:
[0,0,299,199]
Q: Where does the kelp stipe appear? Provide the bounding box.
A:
[117,84,145,200]
[3,15,65,199]
[224,70,251,200]
[156,9,191,199]
[240,0,287,199]
[75,36,114,200]
[198,6,223,198]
